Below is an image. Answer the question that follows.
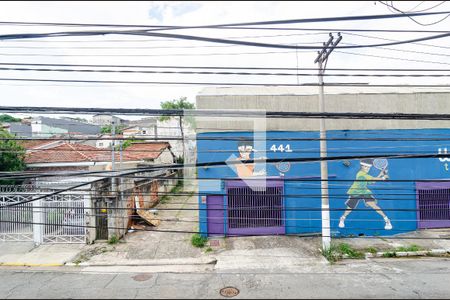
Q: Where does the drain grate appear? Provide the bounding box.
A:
[220,287,240,298]
[132,274,153,282]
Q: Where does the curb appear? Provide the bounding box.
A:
[65,257,218,267]
[342,248,450,259]
[0,262,64,267]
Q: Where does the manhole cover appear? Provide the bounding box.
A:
[220,287,240,298]
[132,274,153,282]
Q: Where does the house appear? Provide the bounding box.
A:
[92,114,129,126]
[31,116,101,137]
[196,86,450,238]
[156,117,195,161]
[95,134,121,149]
[3,122,32,137]
[122,125,156,139]
[25,141,175,172]
[8,141,177,244]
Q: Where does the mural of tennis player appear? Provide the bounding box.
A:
[235,140,255,178]
[234,140,267,178]
[338,158,393,230]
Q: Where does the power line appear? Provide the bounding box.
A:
[0,62,447,72]
[1,26,450,50]
[343,31,450,50]
[1,10,449,30]
[0,66,448,77]
[378,1,450,26]
[0,77,449,87]
[5,106,450,119]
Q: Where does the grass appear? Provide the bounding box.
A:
[160,180,184,204]
[107,234,119,245]
[322,243,365,263]
[366,247,378,255]
[204,247,213,253]
[321,244,341,264]
[395,244,421,252]
[382,251,397,258]
[338,243,365,259]
[191,233,208,248]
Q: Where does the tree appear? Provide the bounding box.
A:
[100,124,126,135]
[159,97,195,161]
[0,128,26,185]
[0,114,21,123]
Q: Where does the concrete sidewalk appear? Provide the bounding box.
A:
[0,242,84,266]
[2,185,449,270]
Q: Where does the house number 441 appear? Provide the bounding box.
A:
[270,144,293,152]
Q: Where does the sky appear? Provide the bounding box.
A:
[0,1,449,119]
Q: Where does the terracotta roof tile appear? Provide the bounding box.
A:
[25,142,171,164]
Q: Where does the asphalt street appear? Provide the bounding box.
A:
[0,257,449,299]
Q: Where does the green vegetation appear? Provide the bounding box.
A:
[107,234,120,245]
[338,243,365,259]
[159,97,196,160]
[159,97,195,122]
[204,247,213,253]
[113,138,140,151]
[366,247,378,255]
[160,180,184,204]
[382,251,397,258]
[0,128,26,185]
[191,233,208,248]
[0,114,21,123]
[321,244,341,264]
[101,124,127,135]
[322,243,365,264]
[395,244,421,252]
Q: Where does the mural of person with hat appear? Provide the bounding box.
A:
[338,158,392,230]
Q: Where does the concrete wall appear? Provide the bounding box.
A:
[196,88,450,132]
[155,149,175,164]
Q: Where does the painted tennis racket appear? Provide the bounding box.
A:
[276,161,291,173]
[373,158,388,178]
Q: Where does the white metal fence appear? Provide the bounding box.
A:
[0,194,34,242]
[42,194,86,243]
[0,186,87,244]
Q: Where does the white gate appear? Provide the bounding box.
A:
[0,194,34,242]
[42,194,86,243]
[0,186,87,244]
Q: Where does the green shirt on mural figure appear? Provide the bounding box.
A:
[347,170,377,195]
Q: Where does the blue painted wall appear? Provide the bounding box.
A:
[197,128,450,237]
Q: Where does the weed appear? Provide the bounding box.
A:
[191,234,208,248]
[107,234,119,245]
[382,251,397,258]
[322,243,365,263]
[395,244,421,252]
[366,247,378,255]
[204,247,213,253]
[321,244,342,264]
[338,243,365,259]
[160,180,184,204]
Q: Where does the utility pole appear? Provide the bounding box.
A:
[111,120,116,173]
[314,32,342,250]
[111,120,116,192]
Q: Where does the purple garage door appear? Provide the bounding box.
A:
[416,181,450,229]
[225,179,285,236]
